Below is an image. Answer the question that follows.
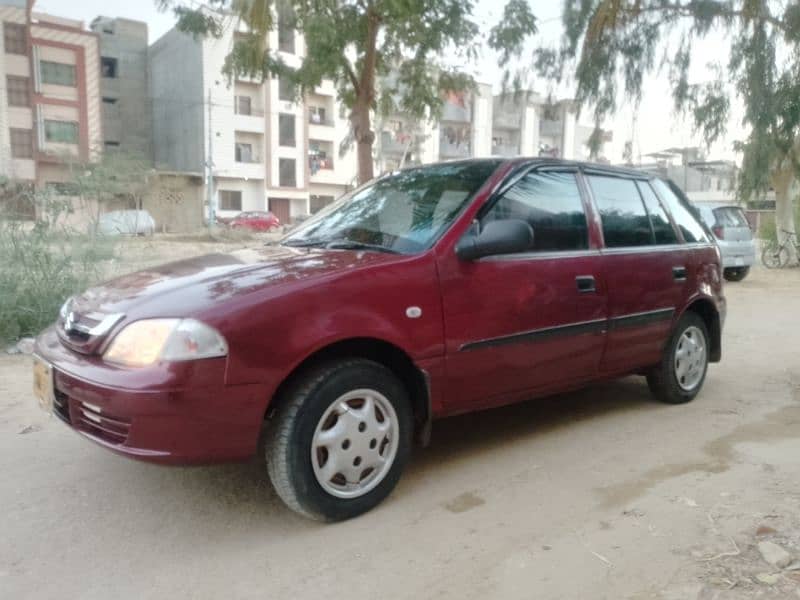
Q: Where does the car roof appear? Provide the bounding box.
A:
[415,157,658,180]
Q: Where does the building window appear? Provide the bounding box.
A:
[101,57,118,78]
[310,195,334,214]
[44,120,79,144]
[278,77,294,102]
[235,142,254,163]
[277,2,295,54]
[9,128,33,158]
[6,76,30,107]
[219,190,242,211]
[102,97,117,105]
[279,158,296,187]
[3,23,26,55]
[309,106,328,125]
[104,141,120,150]
[235,95,252,115]
[40,61,77,87]
[279,113,295,147]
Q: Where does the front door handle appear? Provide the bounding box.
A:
[576,275,596,294]
[673,266,687,282]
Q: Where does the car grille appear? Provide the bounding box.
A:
[56,310,124,355]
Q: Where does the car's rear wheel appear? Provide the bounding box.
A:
[646,312,709,404]
[265,359,412,521]
[723,266,750,282]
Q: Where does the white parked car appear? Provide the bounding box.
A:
[693,202,755,281]
[97,210,156,236]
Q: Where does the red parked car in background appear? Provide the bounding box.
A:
[32,159,725,522]
[220,210,281,232]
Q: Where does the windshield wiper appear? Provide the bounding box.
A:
[282,238,329,248]
[324,240,400,254]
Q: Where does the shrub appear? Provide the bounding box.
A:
[0,188,116,343]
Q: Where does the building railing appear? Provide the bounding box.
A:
[309,156,334,172]
[492,143,519,157]
[539,119,563,136]
[439,139,471,158]
[308,114,335,127]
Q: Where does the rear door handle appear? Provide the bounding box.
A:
[575,275,596,293]
[673,266,687,281]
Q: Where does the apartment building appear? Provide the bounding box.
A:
[149,17,356,224]
[492,93,612,161]
[0,0,102,191]
[90,16,152,158]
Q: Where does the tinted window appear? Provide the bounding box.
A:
[651,179,710,243]
[637,181,678,244]
[588,175,652,247]
[482,171,588,251]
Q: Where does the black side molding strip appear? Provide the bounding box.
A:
[459,318,607,352]
[458,308,675,352]
[608,308,675,330]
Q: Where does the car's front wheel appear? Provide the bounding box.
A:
[265,359,412,521]
[723,266,750,282]
[646,312,710,404]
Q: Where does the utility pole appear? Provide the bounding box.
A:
[206,87,216,228]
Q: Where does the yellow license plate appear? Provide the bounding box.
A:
[32,354,55,413]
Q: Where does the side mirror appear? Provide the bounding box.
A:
[455,219,534,261]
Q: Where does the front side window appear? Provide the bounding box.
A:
[44,120,78,144]
[651,179,710,243]
[40,61,76,87]
[588,175,652,247]
[482,171,588,251]
[637,181,678,244]
[284,161,500,254]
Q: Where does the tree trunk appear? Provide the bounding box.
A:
[351,9,380,186]
[351,101,374,184]
[772,167,798,264]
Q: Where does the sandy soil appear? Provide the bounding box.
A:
[1,264,800,599]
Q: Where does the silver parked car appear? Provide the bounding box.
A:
[693,202,755,281]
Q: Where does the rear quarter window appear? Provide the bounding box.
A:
[652,179,710,243]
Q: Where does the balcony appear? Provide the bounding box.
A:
[441,101,471,123]
[381,131,420,156]
[439,138,471,159]
[492,142,519,157]
[540,119,563,137]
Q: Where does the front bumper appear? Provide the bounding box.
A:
[35,326,269,464]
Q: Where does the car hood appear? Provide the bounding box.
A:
[65,247,402,325]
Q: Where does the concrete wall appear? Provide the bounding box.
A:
[149,28,204,172]
[0,4,28,180]
[142,172,205,232]
[91,17,152,160]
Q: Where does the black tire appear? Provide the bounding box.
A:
[265,359,413,521]
[646,312,710,404]
[723,266,750,282]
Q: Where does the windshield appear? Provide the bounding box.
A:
[283,161,501,253]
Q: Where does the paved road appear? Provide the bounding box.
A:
[2,267,800,599]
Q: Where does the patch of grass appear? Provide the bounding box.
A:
[0,194,117,343]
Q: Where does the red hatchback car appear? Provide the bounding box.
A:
[33,159,725,521]
[222,210,281,231]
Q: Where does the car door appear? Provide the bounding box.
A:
[438,168,608,412]
[583,173,689,373]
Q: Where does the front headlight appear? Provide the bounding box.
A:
[104,318,228,367]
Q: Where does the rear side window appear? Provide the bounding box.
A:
[652,179,710,243]
[713,207,749,227]
[482,171,588,251]
[637,181,678,244]
[586,175,652,247]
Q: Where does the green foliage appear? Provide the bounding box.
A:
[0,189,116,343]
[158,0,538,181]
[548,0,800,202]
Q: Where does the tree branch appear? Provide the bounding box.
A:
[343,60,360,95]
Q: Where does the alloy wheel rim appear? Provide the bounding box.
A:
[674,325,707,391]
[311,389,399,499]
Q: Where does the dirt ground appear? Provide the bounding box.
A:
[2,260,800,600]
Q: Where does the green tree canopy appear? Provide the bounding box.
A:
[159,0,538,183]
[541,0,800,258]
